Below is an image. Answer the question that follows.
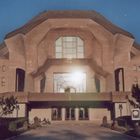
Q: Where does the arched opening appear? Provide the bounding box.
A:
[55,36,84,59]
[114,68,125,91]
[40,75,46,93]
[15,68,25,92]
[95,75,100,93]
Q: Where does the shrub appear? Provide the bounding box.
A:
[9,121,17,131]
[116,115,135,129]
[101,116,108,127]
[0,117,28,139]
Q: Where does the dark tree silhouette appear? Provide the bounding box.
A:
[0,95,19,117]
[127,84,140,108]
[132,84,140,104]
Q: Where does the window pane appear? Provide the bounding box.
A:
[65,42,73,48]
[56,38,62,45]
[77,47,84,52]
[54,73,86,93]
[55,36,84,59]
[77,38,83,45]
[77,53,84,58]
[56,46,62,52]
[65,37,73,42]
[56,53,62,58]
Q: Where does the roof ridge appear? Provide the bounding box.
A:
[5,10,134,39]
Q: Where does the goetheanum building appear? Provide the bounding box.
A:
[0,10,140,122]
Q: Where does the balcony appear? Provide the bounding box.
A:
[28,92,112,102]
[0,92,131,103]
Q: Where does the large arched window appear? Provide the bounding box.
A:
[55,36,84,58]
[15,68,25,92]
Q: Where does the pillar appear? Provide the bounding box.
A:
[75,108,79,121]
[61,108,66,121]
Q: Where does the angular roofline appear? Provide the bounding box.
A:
[5,10,134,39]
[133,42,140,50]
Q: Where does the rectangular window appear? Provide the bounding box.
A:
[55,37,84,59]
[54,72,86,93]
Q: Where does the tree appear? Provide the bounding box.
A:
[127,84,140,108]
[126,84,140,136]
[0,95,19,117]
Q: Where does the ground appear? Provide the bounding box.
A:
[11,121,138,140]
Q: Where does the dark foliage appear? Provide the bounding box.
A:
[127,84,140,108]
[0,117,27,139]
[0,95,19,116]
[132,84,140,104]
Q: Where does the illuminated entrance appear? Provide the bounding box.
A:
[66,108,75,120]
[52,108,62,120]
[54,72,86,93]
[79,108,89,120]
[51,107,89,121]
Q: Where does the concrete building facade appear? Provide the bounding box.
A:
[0,10,140,122]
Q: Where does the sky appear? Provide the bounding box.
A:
[0,0,140,44]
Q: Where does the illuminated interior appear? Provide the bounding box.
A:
[54,71,86,93]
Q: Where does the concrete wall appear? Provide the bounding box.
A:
[0,60,9,93]
[29,108,52,122]
[89,108,111,121]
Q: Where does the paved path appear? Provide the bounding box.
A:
[12,122,138,140]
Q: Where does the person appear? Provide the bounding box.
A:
[111,120,116,129]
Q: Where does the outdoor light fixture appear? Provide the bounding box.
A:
[131,108,140,120]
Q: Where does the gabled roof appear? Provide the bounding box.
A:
[5,10,134,39]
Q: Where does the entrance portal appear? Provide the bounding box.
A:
[66,108,75,120]
[79,108,89,120]
[52,108,62,120]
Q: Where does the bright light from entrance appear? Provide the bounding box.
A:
[70,71,84,84]
[54,72,86,93]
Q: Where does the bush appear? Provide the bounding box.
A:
[33,116,41,127]
[0,117,28,139]
[116,116,135,129]
[9,121,17,131]
[101,116,108,127]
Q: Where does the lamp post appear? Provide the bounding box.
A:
[119,104,123,116]
[16,105,19,118]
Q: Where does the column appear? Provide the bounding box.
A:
[75,108,79,121]
[61,108,66,121]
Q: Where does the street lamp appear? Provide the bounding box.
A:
[16,105,20,118]
[119,104,123,116]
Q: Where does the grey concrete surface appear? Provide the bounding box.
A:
[11,122,138,140]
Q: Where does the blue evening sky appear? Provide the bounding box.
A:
[0,0,140,44]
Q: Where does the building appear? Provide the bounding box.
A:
[0,10,140,122]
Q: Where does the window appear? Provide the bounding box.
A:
[40,76,46,93]
[55,36,84,59]
[15,68,25,92]
[114,68,125,91]
[53,72,86,93]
